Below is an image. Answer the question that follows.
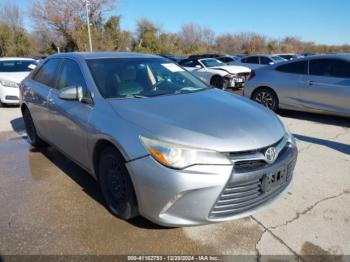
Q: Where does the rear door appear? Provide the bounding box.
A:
[23,58,62,141]
[47,58,93,169]
[301,58,350,114]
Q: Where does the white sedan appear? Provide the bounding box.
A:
[0,58,36,107]
[179,58,251,90]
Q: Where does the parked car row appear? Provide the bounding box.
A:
[157,53,311,90]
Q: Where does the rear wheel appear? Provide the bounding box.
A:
[23,109,47,147]
[98,146,138,220]
[252,87,279,111]
[210,75,227,90]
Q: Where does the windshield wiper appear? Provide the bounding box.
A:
[124,94,148,98]
[174,87,207,94]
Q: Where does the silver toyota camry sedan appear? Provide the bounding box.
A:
[20,52,297,227]
[244,54,350,117]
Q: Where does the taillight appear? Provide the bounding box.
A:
[247,70,256,81]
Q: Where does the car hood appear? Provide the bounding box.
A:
[210,65,251,74]
[108,89,285,152]
[0,72,30,84]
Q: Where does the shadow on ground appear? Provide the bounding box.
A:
[10,117,25,134]
[279,110,350,128]
[294,134,350,155]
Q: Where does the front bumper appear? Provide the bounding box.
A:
[126,140,297,227]
[225,73,250,88]
[0,85,20,105]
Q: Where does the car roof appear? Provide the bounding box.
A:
[0,57,35,61]
[48,52,162,60]
[293,54,350,61]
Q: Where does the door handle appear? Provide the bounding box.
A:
[307,80,315,86]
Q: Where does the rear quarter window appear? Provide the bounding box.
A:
[32,59,61,87]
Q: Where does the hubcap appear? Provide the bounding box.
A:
[255,92,274,109]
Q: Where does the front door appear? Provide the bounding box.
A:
[301,58,350,114]
[47,59,93,169]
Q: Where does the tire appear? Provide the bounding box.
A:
[210,75,226,90]
[23,108,47,147]
[98,146,138,220]
[0,99,5,108]
[252,87,279,111]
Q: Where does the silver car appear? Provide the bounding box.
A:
[234,55,287,70]
[20,52,297,227]
[244,54,350,117]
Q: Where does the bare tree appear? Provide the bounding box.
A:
[0,2,23,29]
[30,0,117,51]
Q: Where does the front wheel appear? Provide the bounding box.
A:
[211,75,227,90]
[98,147,138,220]
[252,88,279,111]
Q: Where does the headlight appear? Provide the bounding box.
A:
[0,80,18,88]
[224,74,237,79]
[140,136,231,169]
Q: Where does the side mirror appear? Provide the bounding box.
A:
[269,62,275,65]
[58,85,80,101]
[28,64,37,70]
[195,65,202,69]
[58,85,94,104]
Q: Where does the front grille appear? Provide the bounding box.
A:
[234,160,266,171]
[230,138,286,173]
[209,159,295,218]
[5,95,19,100]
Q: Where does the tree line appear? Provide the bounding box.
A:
[1,0,350,57]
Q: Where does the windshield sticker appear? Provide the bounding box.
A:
[161,63,184,72]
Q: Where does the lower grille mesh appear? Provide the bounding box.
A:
[209,160,295,218]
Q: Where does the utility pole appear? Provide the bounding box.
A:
[84,0,93,52]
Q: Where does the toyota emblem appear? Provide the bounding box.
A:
[265,147,277,164]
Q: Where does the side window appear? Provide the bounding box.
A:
[242,56,259,64]
[32,59,61,87]
[276,61,308,74]
[310,59,350,78]
[219,57,232,63]
[56,59,87,90]
[179,60,195,67]
[260,56,272,65]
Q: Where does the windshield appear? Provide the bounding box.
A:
[271,56,287,62]
[200,59,225,68]
[87,58,209,99]
[0,60,35,72]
